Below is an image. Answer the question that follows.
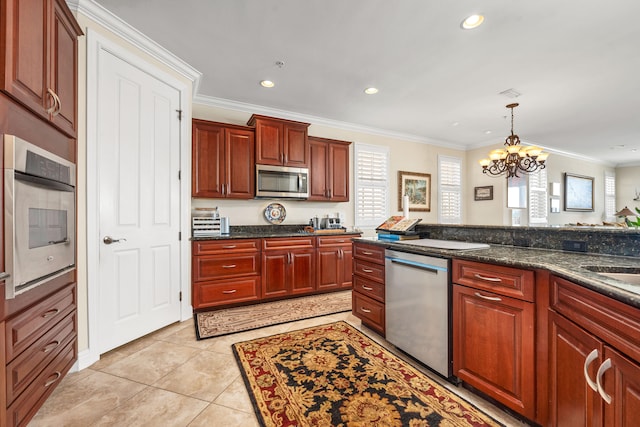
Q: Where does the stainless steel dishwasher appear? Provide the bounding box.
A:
[385,249,451,378]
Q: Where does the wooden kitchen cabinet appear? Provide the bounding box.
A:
[452,259,536,420]
[192,119,255,199]
[191,239,261,309]
[248,114,310,167]
[262,237,316,298]
[351,242,386,336]
[316,235,353,290]
[549,275,640,427]
[308,136,351,201]
[0,0,82,137]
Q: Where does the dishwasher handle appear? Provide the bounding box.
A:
[389,258,443,274]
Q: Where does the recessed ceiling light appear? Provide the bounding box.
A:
[260,80,275,88]
[452,121,460,127]
[461,14,484,30]
[484,130,492,135]
[364,87,379,95]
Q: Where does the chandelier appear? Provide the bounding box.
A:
[479,103,549,178]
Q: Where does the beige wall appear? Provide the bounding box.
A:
[616,166,640,214]
[465,146,616,226]
[192,104,467,235]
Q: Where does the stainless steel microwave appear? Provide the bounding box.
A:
[255,164,309,199]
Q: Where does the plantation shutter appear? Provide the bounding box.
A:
[438,156,462,224]
[529,168,548,224]
[354,143,389,228]
[604,171,616,221]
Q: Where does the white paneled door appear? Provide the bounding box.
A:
[97,49,182,354]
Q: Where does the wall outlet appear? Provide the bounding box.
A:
[562,240,588,252]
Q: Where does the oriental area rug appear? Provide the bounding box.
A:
[195,291,352,340]
[233,321,504,427]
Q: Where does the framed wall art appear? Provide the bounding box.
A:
[474,186,493,201]
[564,173,594,211]
[398,171,431,212]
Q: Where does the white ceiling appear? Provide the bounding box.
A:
[93,0,640,166]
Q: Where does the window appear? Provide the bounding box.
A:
[354,143,389,228]
[438,155,462,224]
[529,168,548,224]
[604,171,616,221]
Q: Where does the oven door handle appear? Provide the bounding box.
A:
[15,171,74,192]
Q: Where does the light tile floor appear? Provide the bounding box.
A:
[30,312,530,426]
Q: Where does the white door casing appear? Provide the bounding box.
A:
[85,29,192,363]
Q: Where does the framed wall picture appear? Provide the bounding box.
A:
[474,186,493,201]
[564,173,594,211]
[398,171,431,212]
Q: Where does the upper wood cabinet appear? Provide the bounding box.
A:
[192,119,255,199]
[308,136,351,201]
[0,0,82,137]
[247,114,310,167]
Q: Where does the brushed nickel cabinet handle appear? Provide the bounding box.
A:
[45,371,62,387]
[474,273,502,283]
[596,358,613,404]
[583,348,599,392]
[52,91,62,116]
[222,245,236,249]
[222,289,237,294]
[362,286,373,291]
[46,89,57,114]
[361,268,373,273]
[474,292,502,302]
[43,341,60,353]
[0,272,10,281]
[362,251,373,255]
[42,309,60,318]
[222,264,237,268]
[360,307,371,313]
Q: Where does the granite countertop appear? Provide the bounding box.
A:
[354,237,640,309]
[192,230,362,240]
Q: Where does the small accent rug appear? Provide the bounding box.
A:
[194,291,352,340]
[233,321,504,427]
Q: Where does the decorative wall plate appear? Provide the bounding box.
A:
[264,203,286,224]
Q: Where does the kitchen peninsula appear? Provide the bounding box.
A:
[353,224,640,426]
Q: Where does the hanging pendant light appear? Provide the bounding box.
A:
[479,103,549,178]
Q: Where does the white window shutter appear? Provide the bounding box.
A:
[604,171,616,221]
[529,169,548,224]
[438,156,462,224]
[354,144,389,228]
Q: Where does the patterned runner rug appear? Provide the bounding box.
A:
[195,290,352,340]
[233,321,504,427]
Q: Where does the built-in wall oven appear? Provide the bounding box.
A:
[3,135,76,299]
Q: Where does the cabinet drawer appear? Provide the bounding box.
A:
[193,239,260,255]
[353,243,385,264]
[5,284,76,362]
[352,292,385,336]
[353,259,385,284]
[353,276,384,302]
[194,277,261,309]
[6,312,76,404]
[7,338,76,427]
[263,237,315,250]
[551,275,640,362]
[452,259,535,302]
[193,253,260,281]
[317,236,352,247]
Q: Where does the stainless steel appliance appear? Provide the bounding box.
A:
[3,135,76,298]
[256,164,309,199]
[385,249,451,378]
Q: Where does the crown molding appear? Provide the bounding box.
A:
[193,94,465,150]
[66,0,201,95]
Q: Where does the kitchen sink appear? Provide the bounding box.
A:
[581,265,640,286]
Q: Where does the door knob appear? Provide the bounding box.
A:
[103,236,126,245]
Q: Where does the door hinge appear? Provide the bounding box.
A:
[178,170,181,180]
[178,231,182,241]
[179,291,182,302]
[176,109,182,120]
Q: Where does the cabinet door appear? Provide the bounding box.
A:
[309,139,329,200]
[255,119,283,165]
[329,142,349,201]
[225,128,255,198]
[49,0,78,136]
[317,247,340,290]
[1,0,50,118]
[290,249,316,294]
[262,251,288,298]
[283,123,308,167]
[192,121,225,197]
[453,284,536,419]
[603,347,640,427]
[549,310,604,427]
[340,246,353,288]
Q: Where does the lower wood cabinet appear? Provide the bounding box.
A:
[452,260,536,420]
[262,237,316,298]
[351,242,385,336]
[549,275,640,427]
[317,236,352,290]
